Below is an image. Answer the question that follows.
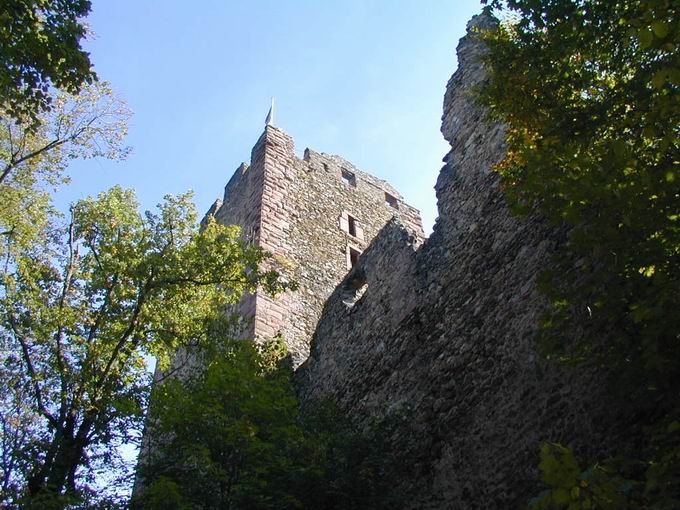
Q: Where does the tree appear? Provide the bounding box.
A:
[480,1,679,507]
[0,73,131,509]
[134,336,408,510]
[0,0,96,123]
[0,355,43,503]
[0,81,131,262]
[135,336,304,510]
[480,0,679,384]
[0,186,288,508]
[0,81,130,185]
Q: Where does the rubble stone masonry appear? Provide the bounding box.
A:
[296,14,628,508]
[204,125,424,366]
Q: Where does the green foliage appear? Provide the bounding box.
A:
[0,186,288,507]
[532,432,680,509]
[480,0,680,387]
[529,443,633,509]
[137,337,301,510]
[642,416,680,509]
[0,78,133,508]
[135,337,407,510]
[138,477,188,510]
[296,400,407,510]
[0,0,96,122]
[0,81,131,264]
[479,1,680,508]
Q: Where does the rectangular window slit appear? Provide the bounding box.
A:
[349,247,361,268]
[385,192,399,208]
[348,215,357,237]
[341,169,356,187]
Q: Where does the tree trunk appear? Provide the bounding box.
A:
[26,419,92,509]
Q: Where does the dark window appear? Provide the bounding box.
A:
[341,169,356,187]
[349,247,361,268]
[385,192,398,208]
[348,215,357,237]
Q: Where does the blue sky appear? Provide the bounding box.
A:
[60,0,483,233]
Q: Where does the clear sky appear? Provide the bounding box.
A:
[59,0,484,233]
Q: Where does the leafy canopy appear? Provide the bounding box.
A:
[0,186,288,507]
[0,81,131,263]
[0,0,96,122]
[480,0,680,507]
[135,336,408,510]
[480,0,679,384]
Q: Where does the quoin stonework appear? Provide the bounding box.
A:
[202,124,424,366]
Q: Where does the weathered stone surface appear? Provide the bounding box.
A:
[296,14,626,508]
[136,127,425,494]
[206,125,424,366]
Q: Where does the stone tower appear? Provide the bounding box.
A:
[203,124,424,366]
[133,125,425,495]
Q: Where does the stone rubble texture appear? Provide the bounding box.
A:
[136,122,425,495]
[204,125,424,367]
[296,14,626,508]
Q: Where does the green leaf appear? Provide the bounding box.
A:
[651,20,670,38]
[638,28,654,48]
[651,70,667,89]
[552,488,571,505]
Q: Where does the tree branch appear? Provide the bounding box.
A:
[55,209,79,425]
[0,113,100,185]
[7,316,59,430]
[0,137,67,184]
[155,276,250,288]
[95,271,154,395]
[70,273,119,413]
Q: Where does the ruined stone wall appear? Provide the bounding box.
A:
[205,126,424,365]
[297,15,627,508]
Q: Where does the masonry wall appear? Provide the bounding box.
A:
[296,14,628,508]
[205,126,424,365]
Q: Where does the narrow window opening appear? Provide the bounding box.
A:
[347,246,361,269]
[341,168,357,187]
[322,162,329,172]
[340,212,363,240]
[348,215,357,237]
[350,248,360,267]
[385,192,399,209]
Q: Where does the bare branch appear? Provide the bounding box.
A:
[0,137,68,184]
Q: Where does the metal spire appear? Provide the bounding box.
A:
[265,97,275,126]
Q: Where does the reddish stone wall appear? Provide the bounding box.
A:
[204,125,424,365]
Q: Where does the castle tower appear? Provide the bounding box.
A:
[134,124,425,495]
[205,124,424,366]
